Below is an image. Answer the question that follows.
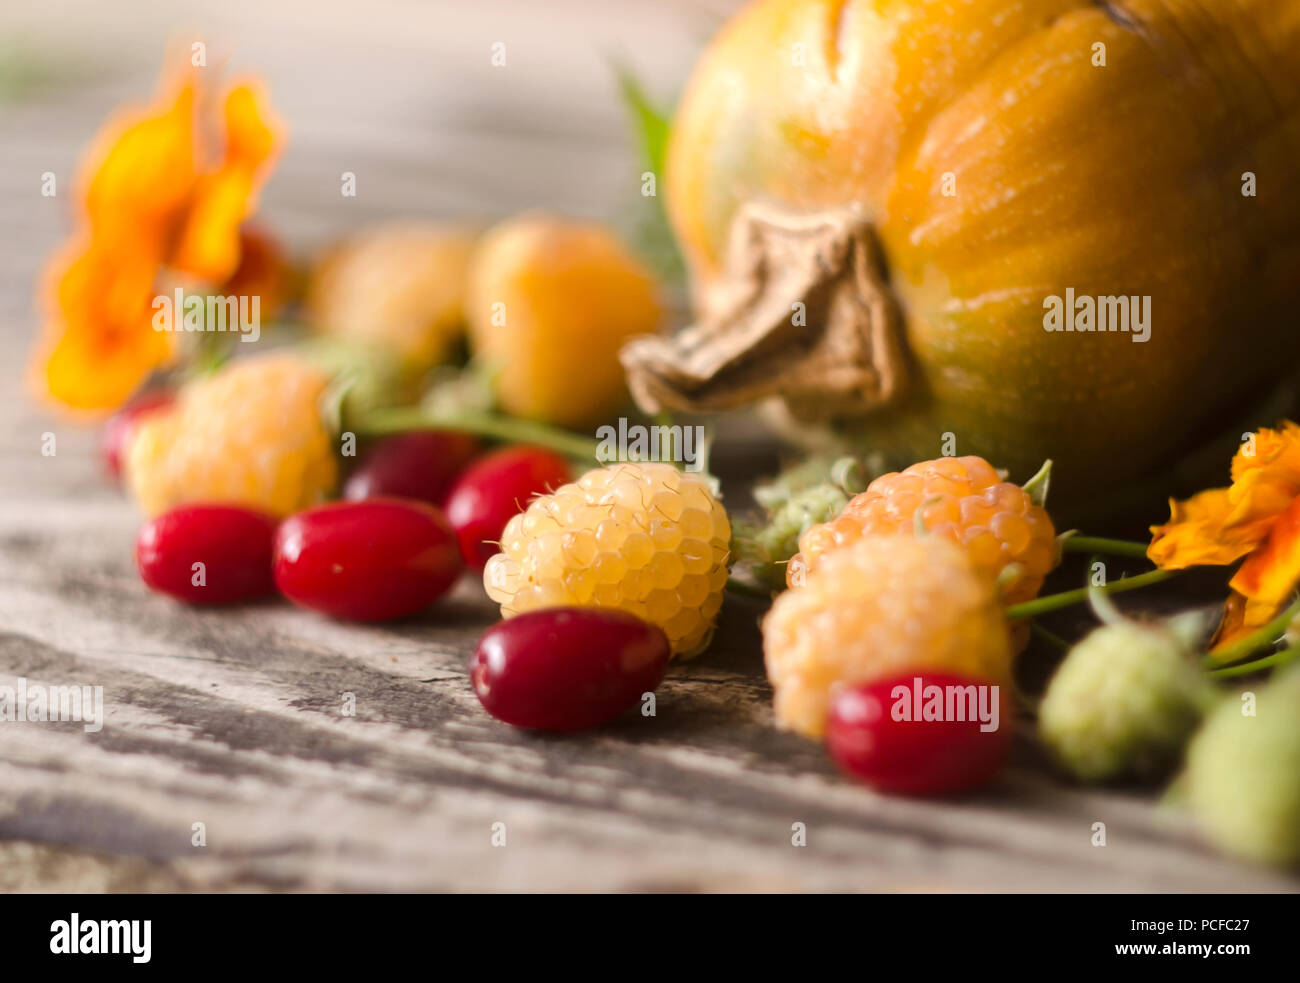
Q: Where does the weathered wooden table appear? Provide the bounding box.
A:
[1,0,1296,892]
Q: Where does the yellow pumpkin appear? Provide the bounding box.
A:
[622,0,1300,509]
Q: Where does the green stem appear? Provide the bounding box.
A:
[1059,536,1150,559]
[359,407,601,462]
[1006,568,1177,621]
[1029,621,1069,651]
[1209,643,1300,679]
[1087,562,1126,626]
[1205,596,1300,667]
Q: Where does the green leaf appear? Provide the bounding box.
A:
[1022,458,1053,509]
[610,62,684,286]
[614,64,671,177]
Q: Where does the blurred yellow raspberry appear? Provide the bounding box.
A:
[484,462,730,657]
[307,222,476,377]
[763,535,1013,738]
[125,352,337,517]
[467,213,662,429]
[789,455,1056,652]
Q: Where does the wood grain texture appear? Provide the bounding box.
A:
[0,0,1296,893]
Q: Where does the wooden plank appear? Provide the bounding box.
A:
[0,0,1296,893]
[0,439,1295,892]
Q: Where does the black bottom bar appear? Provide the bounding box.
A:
[0,892,1288,970]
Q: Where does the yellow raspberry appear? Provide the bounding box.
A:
[125,353,338,517]
[484,462,730,657]
[763,535,1013,738]
[307,222,476,377]
[787,455,1056,650]
[466,213,662,429]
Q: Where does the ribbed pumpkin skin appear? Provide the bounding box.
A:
[666,0,1300,497]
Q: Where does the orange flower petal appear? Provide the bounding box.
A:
[1230,422,1300,487]
[34,61,282,412]
[32,237,177,411]
[222,82,281,172]
[1221,466,1298,532]
[171,82,283,281]
[1209,590,1285,657]
[52,237,162,324]
[83,81,197,242]
[1147,426,1300,571]
[1148,488,1263,569]
[43,319,175,411]
[1209,591,1249,653]
[1230,494,1300,604]
[35,72,198,411]
[172,169,256,281]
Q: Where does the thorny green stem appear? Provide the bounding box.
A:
[1209,643,1300,679]
[1204,595,1300,668]
[1005,568,1177,621]
[1058,536,1150,559]
[360,407,602,462]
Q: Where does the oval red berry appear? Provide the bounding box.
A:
[102,389,175,481]
[471,608,670,731]
[444,445,572,571]
[343,430,479,506]
[826,672,1013,796]
[136,504,278,604]
[274,498,463,621]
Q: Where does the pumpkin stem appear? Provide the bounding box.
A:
[620,200,909,423]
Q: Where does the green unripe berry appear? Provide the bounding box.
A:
[1183,669,1300,867]
[1039,619,1216,781]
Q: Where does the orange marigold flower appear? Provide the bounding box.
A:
[223,225,293,317]
[1148,423,1300,653]
[31,62,284,412]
